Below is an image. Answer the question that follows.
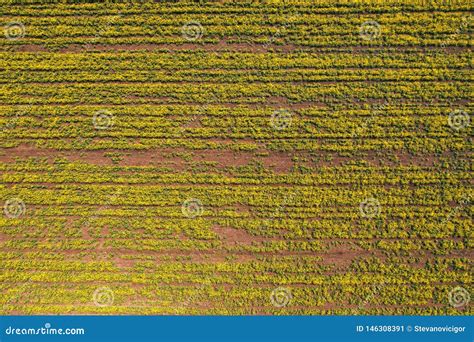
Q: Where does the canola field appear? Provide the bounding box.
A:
[0,0,472,315]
